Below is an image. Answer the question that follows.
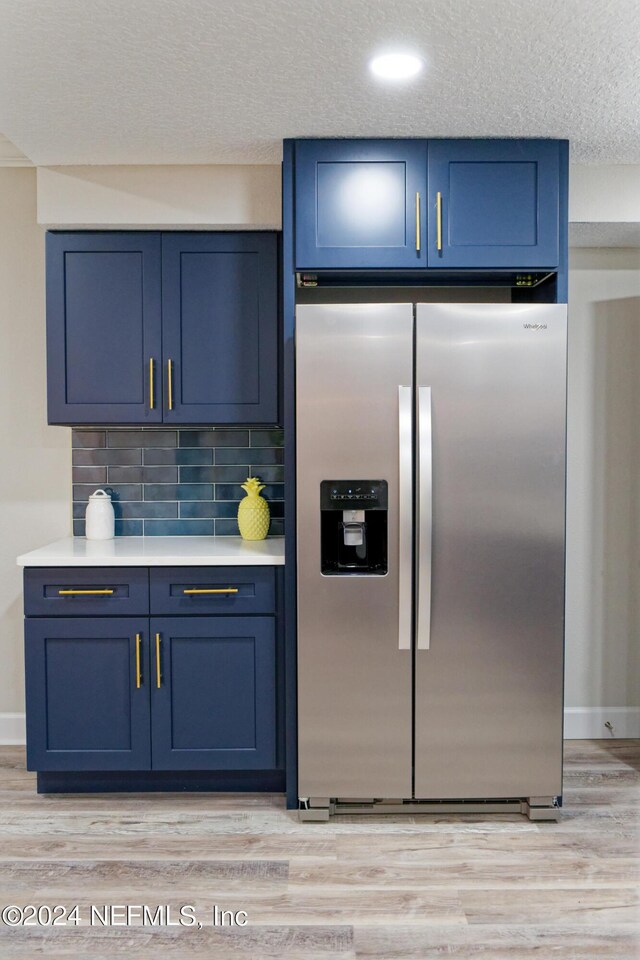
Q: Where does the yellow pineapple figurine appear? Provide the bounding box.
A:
[237,477,271,540]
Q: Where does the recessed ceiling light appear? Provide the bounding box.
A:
[369,52,424,82]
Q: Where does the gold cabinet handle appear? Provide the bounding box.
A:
[155,633,162,689]
[415,192,421,253]
[167,359,174,411]
[58,589,114,596]
[135,633,142,689]
[149,358,155,410]
[436,191,443,252]
[182,588,239,595]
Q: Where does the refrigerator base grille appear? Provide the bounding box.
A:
[298,797,560,822]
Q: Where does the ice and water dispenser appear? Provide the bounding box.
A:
[320,480,388,575]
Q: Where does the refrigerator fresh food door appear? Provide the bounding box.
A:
[414,303,567,800]
[296,303,414,799]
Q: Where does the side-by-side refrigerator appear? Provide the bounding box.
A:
[296,302,567,819]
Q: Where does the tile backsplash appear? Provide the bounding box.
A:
[72,428,284,537]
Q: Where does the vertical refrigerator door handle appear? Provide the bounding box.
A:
[417,386,433,650]
[398,385,412,650]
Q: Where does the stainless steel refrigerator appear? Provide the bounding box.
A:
[296,302,567,820]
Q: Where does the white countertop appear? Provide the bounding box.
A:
[17,537,285,568]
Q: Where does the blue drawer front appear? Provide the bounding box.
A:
[149,566,275,615]
[24,568,149,617]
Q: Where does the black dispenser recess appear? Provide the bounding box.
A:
[320,480,388,575]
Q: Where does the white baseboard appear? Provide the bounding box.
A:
[0,713,26,745]
[0,709,638,747]
[564,706,640,739]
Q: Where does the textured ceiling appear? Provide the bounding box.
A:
[0,0,639,166]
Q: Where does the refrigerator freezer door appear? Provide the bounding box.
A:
[296,303,413,800]
[414,303,567,800]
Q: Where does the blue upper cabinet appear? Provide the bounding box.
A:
[46,232,162,425]
[46,231,279,426]
[427,139,563,268]
[161,233,279,424]
[294,139,428,269]
[292,138,566,272]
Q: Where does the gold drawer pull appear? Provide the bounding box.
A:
[167,358,174,411]
[135,633,142,689]
[58,589,115,596]
[149,357,155,410]
[155,633,162,689]
[436,191,443,252]
[182,588,239,595]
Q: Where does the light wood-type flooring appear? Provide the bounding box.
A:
[0,741,637,959]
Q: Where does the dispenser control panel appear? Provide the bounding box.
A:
[321,480,388,510]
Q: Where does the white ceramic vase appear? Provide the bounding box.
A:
[85,489,115,540]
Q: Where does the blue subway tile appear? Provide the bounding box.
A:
[179,465,251,484]
[250,466,284,483]
[73,483,142,502]
[109,466,179,483]
[179,430,249,448]
[73,448,142,467]
[250,429,284,447]
[144,519,216,536]
[177,466,216,483]
[143,447,213,466]
[144,483,213,501]
[107,466,143,483]
[72,466,108,484]
[115,502,178,520]
[107,430,177,448]
[115,520,144,536]
[213,519,242,537]
[216,447,283,465]
[72,430,106,448]
[179,501,238,519]
[71,428,285,539]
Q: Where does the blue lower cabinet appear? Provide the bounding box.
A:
[25,618,151,771]
[150,616,276,770]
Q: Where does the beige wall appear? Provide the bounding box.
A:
[0,168,70,724]
[566,248,640,712]
[37,165,281,229]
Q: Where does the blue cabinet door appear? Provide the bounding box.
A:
[161,233,279,424]
[428,140,564,268]
[25,618,151,771]
[46,233,162,424]
[150,616,276,770]
[295,139,428,269]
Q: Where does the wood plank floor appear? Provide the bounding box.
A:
[0,741,637,959]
